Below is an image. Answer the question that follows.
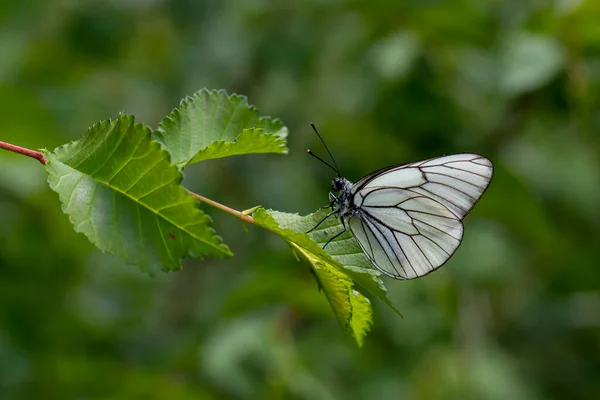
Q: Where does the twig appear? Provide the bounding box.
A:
[0,141,47,164]
[189,192,257,224]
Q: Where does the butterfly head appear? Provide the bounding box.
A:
[331,177,351,194]
[330,177,353,215]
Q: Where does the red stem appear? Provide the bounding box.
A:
[0,140,47,164]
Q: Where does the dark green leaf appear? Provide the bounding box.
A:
[46,114,232,274]
[155,89,288,167]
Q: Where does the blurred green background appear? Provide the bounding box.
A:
[1,0,600,399]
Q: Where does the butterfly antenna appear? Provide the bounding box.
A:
[306,149,338,174]
[310,123,341,177]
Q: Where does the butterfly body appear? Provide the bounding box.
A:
[329,177,355,221]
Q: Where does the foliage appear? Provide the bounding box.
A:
[253,208,375,347]
[46,114,231,274]
[257,208,402,315]
[41,88,394,345]
[155,89,288,167]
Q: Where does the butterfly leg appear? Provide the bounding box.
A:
[306,210,337,233]
[317,192,337,211]
[322,218,348,248]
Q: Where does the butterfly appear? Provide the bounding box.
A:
[307,124,493,279]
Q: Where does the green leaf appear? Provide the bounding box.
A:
[499,33,565,97]
[155,89,288,167]
[45,114,232,274]
[311,262,373,348]
[264,209,402,317]
[370,30,420,81]
[251,208,373,347]
[252,208,404,346]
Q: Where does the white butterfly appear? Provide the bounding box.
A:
[308,125,493,279]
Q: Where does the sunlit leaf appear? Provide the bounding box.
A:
[264,209,401,315]
[499,33,565,97]
[252,208,373,346]
[369,30,420,81]
[155,89,288,167]
[252,208,404,345]
[46,114,232,274]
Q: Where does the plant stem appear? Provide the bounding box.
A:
[189,192,257,224]
[0,141,47,164]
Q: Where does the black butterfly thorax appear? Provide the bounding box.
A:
[329,177,358,220]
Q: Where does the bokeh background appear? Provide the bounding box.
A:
[1,0,600,399]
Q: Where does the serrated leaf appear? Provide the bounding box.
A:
[155,89,288,167]
[191,128,287,162]
[263,209,402,317]
[251,208,372,346]
[311,260,373,348]
[45,114,232,274]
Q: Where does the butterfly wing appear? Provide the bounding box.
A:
[348,153,493,279]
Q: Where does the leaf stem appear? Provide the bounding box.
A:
[0,141,47,164]
[189,192,257,225]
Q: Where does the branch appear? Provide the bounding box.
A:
[0,141,47,164]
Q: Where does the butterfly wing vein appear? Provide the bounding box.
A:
[348,153,493,279]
